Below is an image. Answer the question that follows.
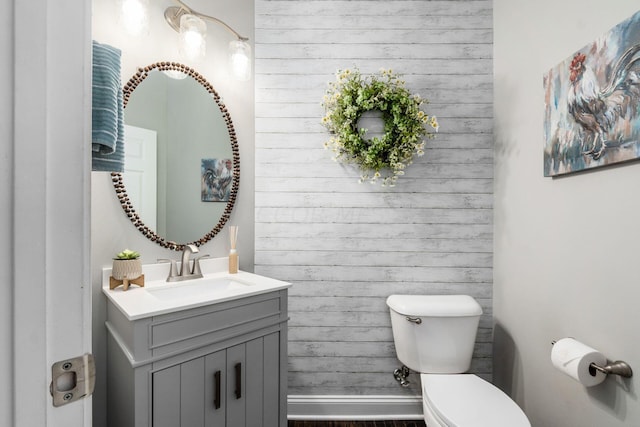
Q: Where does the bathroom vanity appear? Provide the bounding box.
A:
[103,258,291,427]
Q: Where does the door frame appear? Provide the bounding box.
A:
[4,0,92,425]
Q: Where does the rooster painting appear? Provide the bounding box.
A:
[567,47,640,160]
[544,10,640,176]
[201,158,233,202]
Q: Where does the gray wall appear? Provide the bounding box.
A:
[494,1,640,426]
[255,0,493,396]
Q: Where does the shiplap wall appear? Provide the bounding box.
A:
[255,0,493,396]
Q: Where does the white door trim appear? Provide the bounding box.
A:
[12,0,92,425]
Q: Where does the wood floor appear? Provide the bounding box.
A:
[288,421,426,427]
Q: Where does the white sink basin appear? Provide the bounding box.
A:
[147,277,253,301]
[103,257,291,320]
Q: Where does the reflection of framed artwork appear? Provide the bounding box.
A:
[543,10,640,177]
[201,158,232,202]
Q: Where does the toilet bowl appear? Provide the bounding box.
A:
[386,295,530,427]
[421,374,530,427]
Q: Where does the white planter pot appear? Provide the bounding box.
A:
[112,259,142,280]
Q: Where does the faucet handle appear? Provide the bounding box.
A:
[192,254,210,276]
[157,258,178,280]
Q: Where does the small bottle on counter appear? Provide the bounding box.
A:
[228,249,238,274]
[228,225,239,274]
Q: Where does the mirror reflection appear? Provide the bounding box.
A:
[112,63,239,250]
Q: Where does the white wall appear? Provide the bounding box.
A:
[91,1,254,425]
[255,0,493,399]
[494,1,640,426]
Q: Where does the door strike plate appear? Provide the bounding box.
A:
[50,353,96,407]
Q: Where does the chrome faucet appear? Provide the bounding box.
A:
[180,244,199,276]
[158,244,209,282]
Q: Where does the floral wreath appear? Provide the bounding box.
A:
[322,68,438,186]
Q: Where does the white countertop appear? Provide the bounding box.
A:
[102,257,291,320]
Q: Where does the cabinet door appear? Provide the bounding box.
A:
[226,343,246,426]
[153,333,282,427]
[205,350,227,426]
[262,332,281,426]
[153,365,181,427]
[152,356,211,427]
[245,338,264,427]
[246,333,281,427]
[180,357,206,426]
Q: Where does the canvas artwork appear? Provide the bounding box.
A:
[543,10,640,177]
[201,158,233,202]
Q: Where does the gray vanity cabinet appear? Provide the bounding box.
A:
[152,334,281,427]
[106,289,288,427]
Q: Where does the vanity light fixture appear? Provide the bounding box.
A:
[229,39,252,81]
[164,0,252,81]
[178,13,207,63]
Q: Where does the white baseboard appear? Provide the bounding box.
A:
[287,395,424,420]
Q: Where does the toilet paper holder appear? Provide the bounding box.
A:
[588,360,633,378]
[551,340,633,378]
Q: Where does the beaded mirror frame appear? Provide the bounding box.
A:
[111,62,240,251]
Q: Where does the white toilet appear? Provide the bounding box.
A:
[386,294,531,427]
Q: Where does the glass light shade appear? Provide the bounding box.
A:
[179,14,207,63]
[229,40,252,81]
[119,0,149,36]
[161,70,188,80]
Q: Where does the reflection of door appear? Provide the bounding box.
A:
[124,125,158,230]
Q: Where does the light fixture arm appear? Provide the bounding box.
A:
[165,0,249,41]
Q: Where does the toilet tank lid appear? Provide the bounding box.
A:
[386,295,482,317]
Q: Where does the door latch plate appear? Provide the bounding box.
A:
[50,353,96,407]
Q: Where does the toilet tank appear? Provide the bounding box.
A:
[386,295,482,374]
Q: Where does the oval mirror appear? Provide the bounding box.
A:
[111,62,240,251]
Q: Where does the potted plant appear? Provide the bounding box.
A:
[110,249,143,290]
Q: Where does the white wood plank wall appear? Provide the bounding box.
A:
[255,0,493,396]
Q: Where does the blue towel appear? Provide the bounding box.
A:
[92,40,124,172]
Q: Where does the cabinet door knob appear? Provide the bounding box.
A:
[213,370,221,409]
[234,363,242,399]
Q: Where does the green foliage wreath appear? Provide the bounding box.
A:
[322,68,438,186]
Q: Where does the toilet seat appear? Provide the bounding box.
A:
[421,374,530,427]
